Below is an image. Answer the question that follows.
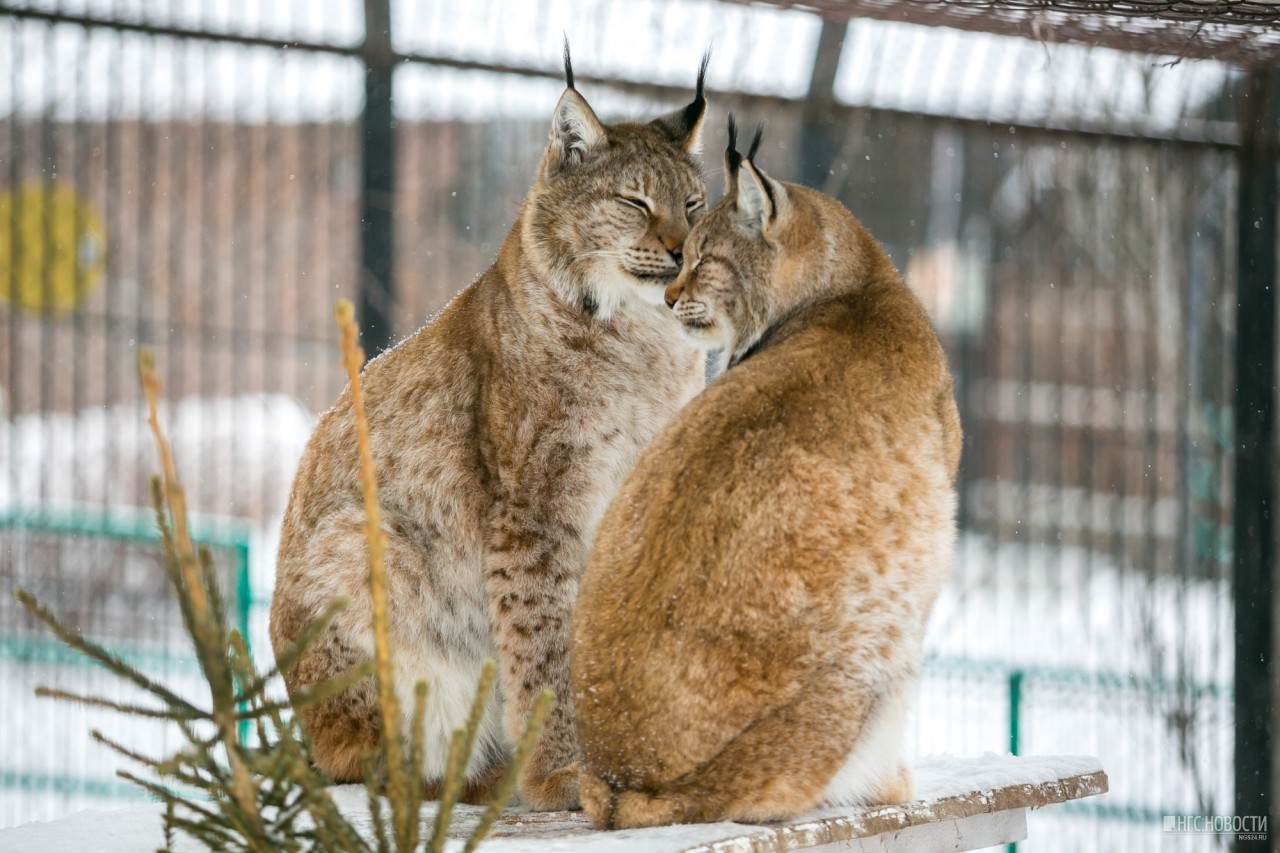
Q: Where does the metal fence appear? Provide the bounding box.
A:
[1,2,1271,850]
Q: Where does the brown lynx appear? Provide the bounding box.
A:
[571,119,962,828]
[269,50,709,810]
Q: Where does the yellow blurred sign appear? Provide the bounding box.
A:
[0,180,106,312]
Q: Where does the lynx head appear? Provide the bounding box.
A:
[663,115,837,364]
[523,43,709,319]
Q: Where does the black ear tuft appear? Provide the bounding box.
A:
[649,52,710,152]
[747,123,764,162]
[696,49,710,103]
[726,111,743,174]
[563,36,575,90]
[676,48,711,134]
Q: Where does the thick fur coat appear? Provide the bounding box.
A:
[571,122,962,828]
[271,57,709,809]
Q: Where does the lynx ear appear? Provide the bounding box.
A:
[731,122,785,238]
[547,40,608,173]
[650,51,710,153]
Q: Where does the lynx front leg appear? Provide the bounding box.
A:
[485,509,585,810]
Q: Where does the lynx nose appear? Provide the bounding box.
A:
[668,249,683,269]
[664,283,681,308]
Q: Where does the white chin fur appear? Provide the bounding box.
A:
[632,282,670,307]
[680,321,733,354]
[586,266,673,320]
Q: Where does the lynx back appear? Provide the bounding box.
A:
[572,117,962,828]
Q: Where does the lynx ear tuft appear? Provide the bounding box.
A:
[563,35,575,90]
[650,49,710,153]
[747,121,764,161]
[724,111,744,196]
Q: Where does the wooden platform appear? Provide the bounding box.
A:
[0,754,1107,852]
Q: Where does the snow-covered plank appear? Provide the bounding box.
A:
[798,809,1027,853]
[0,753,1107,853]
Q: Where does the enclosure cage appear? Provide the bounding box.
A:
[1,1,1277,851]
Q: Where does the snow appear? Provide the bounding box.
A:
[912,753,1103,801]
[1,1,1237,128]
[833,19,1236,137]
[1,393,315,526]
[0,800,770,853]
[0,754,1103,853]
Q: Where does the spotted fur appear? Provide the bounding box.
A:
[270,51,710,810]
[572,116,962,828]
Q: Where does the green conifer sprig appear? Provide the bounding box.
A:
[11,299,550,851]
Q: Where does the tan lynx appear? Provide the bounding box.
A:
[270,50,709,810]
[571,119,962,829]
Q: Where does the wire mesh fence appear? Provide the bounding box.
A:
[0,1,1263,850]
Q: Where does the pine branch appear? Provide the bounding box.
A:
[95,735,223,796]
[162,812,239,850]
[24,317,546,853]
[248,661,375,720]
[198,544,229,645]
[33,687,200,719]
[430,660,496,852]
[364,752,391,853]
[236,597,350,704]
[408,682,429,779]
[13,588,206,718]
[117,770,219,821]
[92,729,169,771]
[139,354,224,692]
[335,299,413,850]
[405,678,429,846]
[162,802,176,853]
[137,353,273,851]
[462,689,554,853]
[260,699,372,853]
[149,476,203,666]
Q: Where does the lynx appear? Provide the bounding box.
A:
[270,49,709,810]
[571,119,962,828]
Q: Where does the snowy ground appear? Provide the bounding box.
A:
[0,753,1106,853]
[0,397,1233,850]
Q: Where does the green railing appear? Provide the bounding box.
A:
[0,505,253,639]
[0,505,255,803]
[0,514,1232,830]
[922,655,1232,851]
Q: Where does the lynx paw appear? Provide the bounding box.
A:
[579,770,615,828]
[519,761,582,811]
[611,789,686,829]
[873,765,915,804]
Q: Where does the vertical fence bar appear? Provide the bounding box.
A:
[798,17,845,190]
[359,0,396,355]
[235,541,253,744]
[1008,670,1023,757]
[1007,670,1023,853]
[1232,69,1278,853]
